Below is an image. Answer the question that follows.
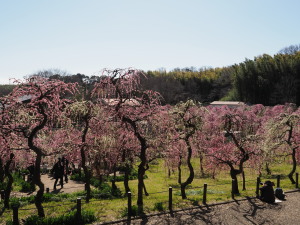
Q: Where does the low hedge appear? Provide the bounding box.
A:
[6,210,96,225]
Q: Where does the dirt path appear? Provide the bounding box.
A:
[11,174,85,197]
[108,191,300,225]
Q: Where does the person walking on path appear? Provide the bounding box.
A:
[51,158,64,190]
[62,156,69,183]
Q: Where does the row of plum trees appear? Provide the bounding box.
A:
[0,69,299,217]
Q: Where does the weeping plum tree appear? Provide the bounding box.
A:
[252,105,287,176]
[63,73,109,203]
[204,106,263,194]
[93,68,163,213]
[0,106,34,210]
[267,106,300,184]
[0,98,14,210]
[0,122,16,209]
[97,126,138,195]
[117,131,138,195]
[2,77,77,217]
[171,100,204,199]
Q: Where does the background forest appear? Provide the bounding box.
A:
[0,44,299,106]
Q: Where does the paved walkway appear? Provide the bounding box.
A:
[11,174,85,197]
[106,191,300,225]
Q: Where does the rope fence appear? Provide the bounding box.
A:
[2,172,299,224]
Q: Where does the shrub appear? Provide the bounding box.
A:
[91,183,122,199]
[71,174,123,198]
[107,168,148,182]
[107,174,147,182]
[70,173,85,182]
[5,221,14,225]
[153,202,165,212]
[20,180,35,192]
[121,205,138,217]
[9,197,20,208]
[90,177,101,188]
[21,210,96,225]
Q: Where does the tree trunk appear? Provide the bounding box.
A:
[180,141,194,199]
[230,169,240,195]
[288,148,297,184]
[27,103,48,217]
[137,161,146,214]
[81,156,91,203]
[123,164,130,195]
[99,174,103,185]
[0,158,4,183]
[178,156,182,184]
[121,111,148,214]
[4,154,14,209]
[265,162,271,175]
[142,179,149,196]
[112,169,117,190]
[78,165,82,178]
[199,153,205,177]
[81,115,91,203]
[34,153,45,217]
[212,167,216,179]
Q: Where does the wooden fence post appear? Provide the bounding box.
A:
[12,205,19,225]
[127,192,132,220]
[76,198,81,222]
[277,175,280,188]
[296,173,299,189]
[256,177,260,198]
[203,183,207,205]
[168,187,172,212]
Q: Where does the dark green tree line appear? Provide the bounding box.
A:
[232,52,300,105]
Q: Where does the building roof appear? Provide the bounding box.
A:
[100,98,140,106]
[17,95,32,103]
[209,101,246,107]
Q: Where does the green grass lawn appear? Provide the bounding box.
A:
[1,159,299,224]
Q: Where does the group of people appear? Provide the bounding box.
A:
[259,180,286,203]
[50,157,69,190]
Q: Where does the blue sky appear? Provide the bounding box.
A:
[1,0,300,84]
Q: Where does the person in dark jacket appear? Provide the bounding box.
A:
[27,163,34,182]
[51,158,64,190]
[62,156,69,183]
[259,180,275,203]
